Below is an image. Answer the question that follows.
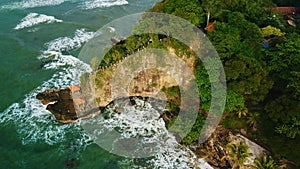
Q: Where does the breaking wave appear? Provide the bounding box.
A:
[0,27,212,168]
[84,0,128,9]
[82,97,212,169]
[44,29,94,53]
[14,13,62,30]
[0,29,94,146]
[1,0,70,10]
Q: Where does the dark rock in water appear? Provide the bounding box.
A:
[66,158,79,168]
[129,97,136,106]
[36,88,78,123]
[36,89,60,105]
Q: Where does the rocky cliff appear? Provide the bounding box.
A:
[36,88,78,123]
[192,126,268,169]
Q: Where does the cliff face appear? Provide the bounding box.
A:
[193,126,268,169]
[36,88,78,123]
[36,48,197,126]
[92,48,196,108]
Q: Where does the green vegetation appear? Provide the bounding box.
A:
[251,156,280,169]
[161,86,180,113]
[181,113,205,144]
[151,0,300,165]
[273,0,299,6]
[91,0,300,166]
[222,142,253,169]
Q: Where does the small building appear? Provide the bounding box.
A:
[205,21,216,31]
[270,7,299,14]
[69,84,80,92]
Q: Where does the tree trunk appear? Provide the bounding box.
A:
[206,11,211,27]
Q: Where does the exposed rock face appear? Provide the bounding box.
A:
[229,134,268,166]
[36,88,61,105]
[193,126,269,169]
[93,48,196,108]
[193,126,230,169]
[36,88,78,123]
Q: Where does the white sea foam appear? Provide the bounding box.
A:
[2,0,70,10]
[44,29,94,53]
[84,0,128,9]
[0,63,90,145]
[0,28,93,146]
[0,27,211,168]
[14,13,62,30]
[82,98,206,168]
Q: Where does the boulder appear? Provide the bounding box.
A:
[36,88,78,123]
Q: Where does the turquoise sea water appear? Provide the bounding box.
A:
[0,1,163,168]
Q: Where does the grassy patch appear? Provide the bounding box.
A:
[221,113,247,130]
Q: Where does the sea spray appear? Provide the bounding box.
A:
[14,13,62,30]
[84,0,128,9]
[0,29,94,146]
[44,29,94,53]
[81,97,202,168]
[1,0,71,9]
[0,25,213,168]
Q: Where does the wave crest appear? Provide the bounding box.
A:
[84,0,128,9]
[45,29,94,53]
[14,13,62,30]
[0,28,93,146]
[2,0,69,10]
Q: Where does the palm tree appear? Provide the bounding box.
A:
[222,142,253,169]
[202,0,221,27]
[247,112,260,130]
[250,156,280,169]
[235,107,248,118]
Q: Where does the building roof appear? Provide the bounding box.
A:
[270,7,299,14]
[69,84,80,92]
[205,21,216,31]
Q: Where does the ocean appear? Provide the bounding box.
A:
[0,0,211,168]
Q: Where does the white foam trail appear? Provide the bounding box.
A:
[44,29,94,53]
[2,0,70,10]
[0,27,212,168]
[15,13,61,30]
[14,13,62,30]
[84,0,128,9]
[40,29,94,69]
[83,98,207,168]
[0,62,91,145]
[0,29,94,146]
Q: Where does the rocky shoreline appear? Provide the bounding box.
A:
[36,88,78,123]
[191,126,269,169]
[36,85,101,123]
[36,87,269,169]
[36,86,176,125]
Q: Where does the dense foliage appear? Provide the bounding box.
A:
[149,0,300,141]
[95,0,300,165]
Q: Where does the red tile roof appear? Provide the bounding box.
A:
[205,21,216,31]
[270,7,299,14]
[69,84,80,92]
